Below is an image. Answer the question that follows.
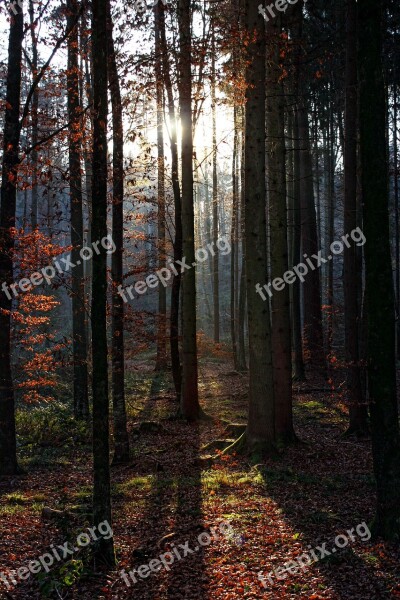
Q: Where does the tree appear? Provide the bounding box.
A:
[177,0,200,419]
[67,0,89,420]
[91,0,115,564]
[343,0,368,436]
[107,0,130,464]
[358,0,400,539]
[154,0,168,371]
[243,0,275,453]
[266,16,294,443]
[0,2,24,476]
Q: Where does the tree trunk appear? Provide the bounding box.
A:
[91,0,115,564]
[67,0,89,420]
[159,3,182,399]
[266,16,294,443]
[0,1,23,477]
[344,0,368,436]
[231,103,239,370]
[106,0,130,464]
[155,0,167,371]
[211,23,220,343]
[177,0,200,419]
[244,0,274,453]
[291,108,305,381]
[237,106,247,372]
[358,0,400,540]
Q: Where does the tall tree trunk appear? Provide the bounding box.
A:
[159,3,182,399]
[358,0,400,539]
[177,0,200,419]
[211,23,220,343]
[106,0,130,464]
[67,0,89,420]
[237,105,247,372]
[231,103,239,370]
[91,0,115,564]
[266,16,294,443]
[291,108,305,380]
[29,0,39,229]
[155,0,167,371]
[344,0,368,436]
[0,1,23,477]
[243,0,274,453]
[393,82,400,359]
[294,11,325,370]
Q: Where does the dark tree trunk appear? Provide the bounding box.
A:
[91,0,115,564]
[67,0,89,420]
[243,0,275,453]
[159,3,182,399]
[344,0,368,436]
[154,0,167,371]
[358,0,400,540]
[177,0,200,419]
[106,0,130,464]
[211,23,220,343]
[266,16,294,443]
[0,2,24,477]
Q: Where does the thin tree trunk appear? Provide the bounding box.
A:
[67,0,89,420]
[358,0,400,540]
[177,0,200,419]
[155,0,167,371]
[237,105,247,372]
[291,108,305,380]
[211,23,220,343]
[91,0,115,564]
[106,0,130,463]
[159,3,182,399]
[29,0,39,229]
[231,104,239,370]
[344,0,368,436]
[0,0,23,477]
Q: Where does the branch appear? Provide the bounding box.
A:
[19,0,88,130]
[22,104,92,156]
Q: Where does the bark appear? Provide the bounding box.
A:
[237,105,247,372]
[154,0,167,371]
[106,0,130,463]
[343,0,368,435]
[67,0,89,420]
[291,108,305,380]
[231,103,239,370]
[358,0,400,540]
[244,0,274,453]
[0,2,24,477]
[211,23,220,343]
[29,0,39,229]
[91,0,115,564]
[159,6,182,398]
[266,17,294,443]
[294,11,325,370]
[177,0,200,419]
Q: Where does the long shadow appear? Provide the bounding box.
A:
[256,421,398,598]
[122,372,207,599]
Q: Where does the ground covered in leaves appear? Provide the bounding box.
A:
[1,356,399,600]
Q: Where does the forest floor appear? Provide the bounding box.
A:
[1,352,400,600]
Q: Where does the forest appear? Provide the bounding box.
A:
[0,0,400,598]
